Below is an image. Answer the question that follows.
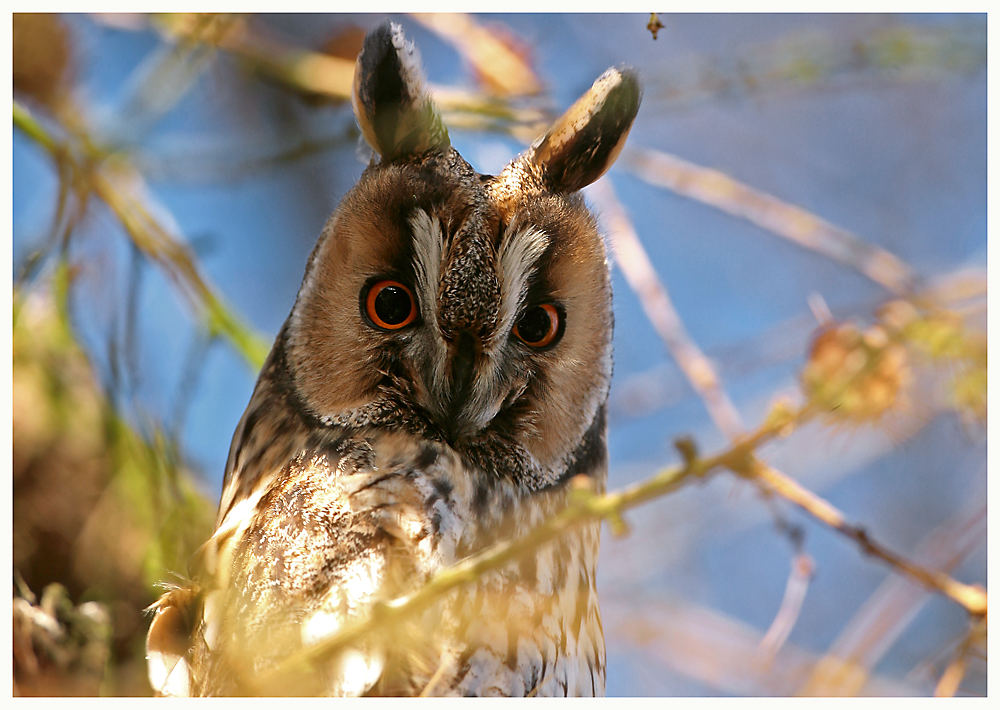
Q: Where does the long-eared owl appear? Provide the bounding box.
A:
[146,21,640,697]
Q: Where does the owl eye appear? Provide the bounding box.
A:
[513,303,563,349]
[364,280,418,330]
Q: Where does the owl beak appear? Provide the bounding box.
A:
[448,330,477,398]
[441,330,479,441]
[439,330,503,443]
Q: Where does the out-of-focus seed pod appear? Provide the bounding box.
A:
[801,322,910,422]
[13,14,73,109]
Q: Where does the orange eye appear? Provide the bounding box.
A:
[513,303,562,349]
[364,280,418,330]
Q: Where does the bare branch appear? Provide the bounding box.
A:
[742,461,986,617]
[588,177,744,439]
[758,552,814,660]
[623,146,918,295]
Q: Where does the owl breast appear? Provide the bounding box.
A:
[193,387,606,696]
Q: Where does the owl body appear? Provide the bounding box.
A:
[147,22,638,697]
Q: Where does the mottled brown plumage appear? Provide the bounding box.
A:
[146,21,639,697]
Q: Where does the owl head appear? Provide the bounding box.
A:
[284,22,639,487]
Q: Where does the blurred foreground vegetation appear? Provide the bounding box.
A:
[13,286,215,694]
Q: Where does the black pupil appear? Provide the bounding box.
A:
[517,307,552,344]
[374,285,411,325]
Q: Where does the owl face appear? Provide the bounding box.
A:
[284,23,639,481]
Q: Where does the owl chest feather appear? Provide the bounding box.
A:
[195,391,606,697]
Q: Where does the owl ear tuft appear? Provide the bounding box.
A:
[352,22,451,162]
[508,67,641,194]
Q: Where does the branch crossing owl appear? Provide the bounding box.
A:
[146,21,640,697]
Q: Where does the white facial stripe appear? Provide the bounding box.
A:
[409,213,549,433]
[497,225,550,344]
[409,209,450,398]
[409,209,445,326]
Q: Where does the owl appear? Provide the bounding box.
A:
[146,21,639,697]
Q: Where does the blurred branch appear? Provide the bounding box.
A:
[589,177,744,439]
[13,100,61,153]
[758,552,814,660]
[168,329,216,443]
[801,499,986,695]
[13,100,269,370]
[591,174,985,619]
[14,152,86,289]
[90,165,268,368]
[740,460,986,617]
[623,146,918,295]
[933,618,985,697]
[133,124,359,183]
[96,13,549,137]
[411,13,543,97]
[111,13,238,144]
[604,595,918,695]
[154,12,354,100]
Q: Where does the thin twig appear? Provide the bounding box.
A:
[588,177,744,439]
[758,552,814,661]
[801,499,985,695]
[742,461,986,617]
[623,146,918,295]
